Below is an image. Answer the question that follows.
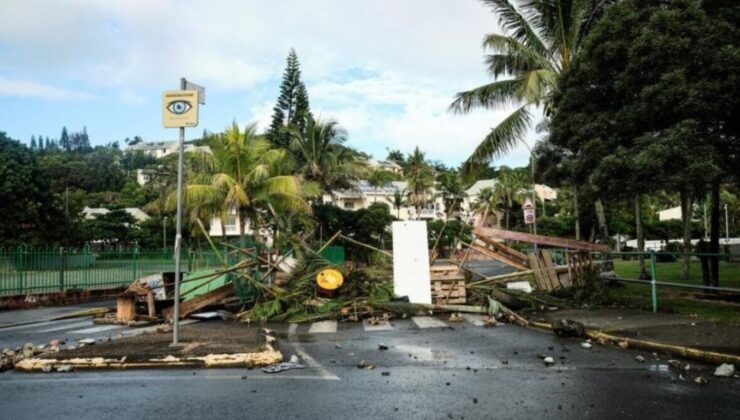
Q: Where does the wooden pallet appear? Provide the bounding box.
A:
[528,250,595,291]
[431,265,466,304]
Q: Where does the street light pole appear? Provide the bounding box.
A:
[522,141,538,253]
[725,204,730,244]
[172,77,186,345]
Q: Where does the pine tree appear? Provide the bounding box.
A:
[60,126,70,151]
[267,49,312,148]
[30,136,37,150]
[80,126,91,150]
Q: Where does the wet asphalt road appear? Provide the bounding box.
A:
[1,316,738,419]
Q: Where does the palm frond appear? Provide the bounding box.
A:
[461,105,533,176]
[449,79,523,113]
[482,33,553,77]
[481,0,548,54]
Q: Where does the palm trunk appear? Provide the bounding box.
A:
[573,185,581,240]
[680,190,692,281]
[238,213,246,248]
[594,198,609,241]
[635,194,647,279]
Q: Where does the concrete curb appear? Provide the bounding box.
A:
[529,320,740,365]
[13,329,283,372]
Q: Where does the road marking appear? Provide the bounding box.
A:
[35,320,93,333]
[0,373,345,384]
[362,319,393,331]
[411,316,448,329]
[465,315,486,327]
[68,325,123,334]
[307,320,337,334]
[288,323,340,380]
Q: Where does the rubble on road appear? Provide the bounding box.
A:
[261,362,305,374]
[714,363,735,377]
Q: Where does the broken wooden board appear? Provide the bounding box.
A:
[469,243,529,271]
[163,282,235,320]
[475,227,609,252]
[475,235,529,267]
[116,296,137,322]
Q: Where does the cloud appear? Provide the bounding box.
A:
[0,76,93,101]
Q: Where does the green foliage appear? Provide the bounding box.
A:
[314,202,393,262]
[427,219,472,256]
[81,209,138,246]
[268,49,312,148]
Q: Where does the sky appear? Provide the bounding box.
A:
[0,0,539,167]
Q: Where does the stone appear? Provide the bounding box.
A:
[56,365,74,373]
[41,364,53,373]
[289,355,300,364]
[581,342,592,350]
[617,341,629,349]
[378,344,389,351]
[714,363,735,377]
[694,375,708,385]
[635,355,645,363]
[543,357,555,366]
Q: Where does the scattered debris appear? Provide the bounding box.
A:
[449,312,464,322]
[617,341,629,349]
[381,371,391,376]
[714,363,735,377]
[635,355,645,363]
[581,342,592,350]
[261,362,305,374]
[289,355,300,364]
[694,375,708,385]
[41,364,53,373]
[357,360,366,369]
[543,357,555,366]
[378,344,389,351]
[77,339,96,345]
[552,319,585,337]
[56,365,74,373]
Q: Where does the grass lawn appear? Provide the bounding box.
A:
[608,259,740,325]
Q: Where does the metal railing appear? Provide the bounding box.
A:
[594,251,740,313]
[0,246,226,296]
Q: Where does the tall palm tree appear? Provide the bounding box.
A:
[449,0,614,175]
[493,167,529,229]
[436,171,468,219]
[181,122,311,245]
[288,118,366,198]
[405,147,435,218]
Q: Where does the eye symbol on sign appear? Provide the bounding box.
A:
[167,100,192,115]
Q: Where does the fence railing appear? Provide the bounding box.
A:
[0,246,227,296]
[592,251,740,313]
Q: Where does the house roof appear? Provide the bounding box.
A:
[82,207,150,222]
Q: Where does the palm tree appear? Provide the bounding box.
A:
[436,171,467,219]
[368,169,396,203]
[493,167,529,229]
[393,190,404,219]
[181,122,311,245]
[449,0,614,175]
[404,147,435,218]
[288,118,366,198]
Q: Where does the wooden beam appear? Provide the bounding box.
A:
[467,242,530,271]
[475,235,529,262]
[475,227,609,252]
[163,283,234,320]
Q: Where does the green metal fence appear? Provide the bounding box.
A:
[0,246,226,296]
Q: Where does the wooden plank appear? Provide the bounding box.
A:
[146,292,156,318]
[475,227,609,252]
[116,296,136,322]
[162,283,234,320]
[470,244,529,271]
[476,235,529,263]
[527,253,549,291]
[541,251,563,289]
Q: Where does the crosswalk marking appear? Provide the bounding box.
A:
[362,319,393,332]
[68,325,123,334]
[35,320,93,333]
[308,320,337,334]
[465,315,486,327]
[411,316,448,329]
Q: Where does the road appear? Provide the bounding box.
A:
[1,309,738,419]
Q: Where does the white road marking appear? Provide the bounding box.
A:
[68,325,123,334]
[307,320,337,334]
[362,319,393,331]
[411,316,448,329]
[288,323,340,380]
[466,315,486,327]
[35,320,93,333]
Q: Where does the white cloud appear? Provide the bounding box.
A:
[0,77,93,101]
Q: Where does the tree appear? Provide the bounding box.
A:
[368,169,396,203]
[267,49,312,148]
[182,122,312,245]
[60,126,70,151]
[385,149,405,170]
[493,167,528,230]
[404,147,435,218]
[30,136,37,150]
[288,118,366,197]
[449,0,614,176]
[436,171,467,219]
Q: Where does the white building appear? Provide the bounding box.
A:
[367,159,403,175]
[82,207,150,223]
[126,141,209,159]
[657,206,682,221]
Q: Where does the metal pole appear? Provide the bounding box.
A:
[725,204,729,245]
[172,77,186,345]
[649,251,657,313]
[163,216,168,253]
[530,150,538,254]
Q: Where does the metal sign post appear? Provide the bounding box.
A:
[163,77,204,345]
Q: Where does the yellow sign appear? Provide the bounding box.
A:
[162,90,199,128]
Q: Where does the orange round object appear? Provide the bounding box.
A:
[316,269,344,291]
